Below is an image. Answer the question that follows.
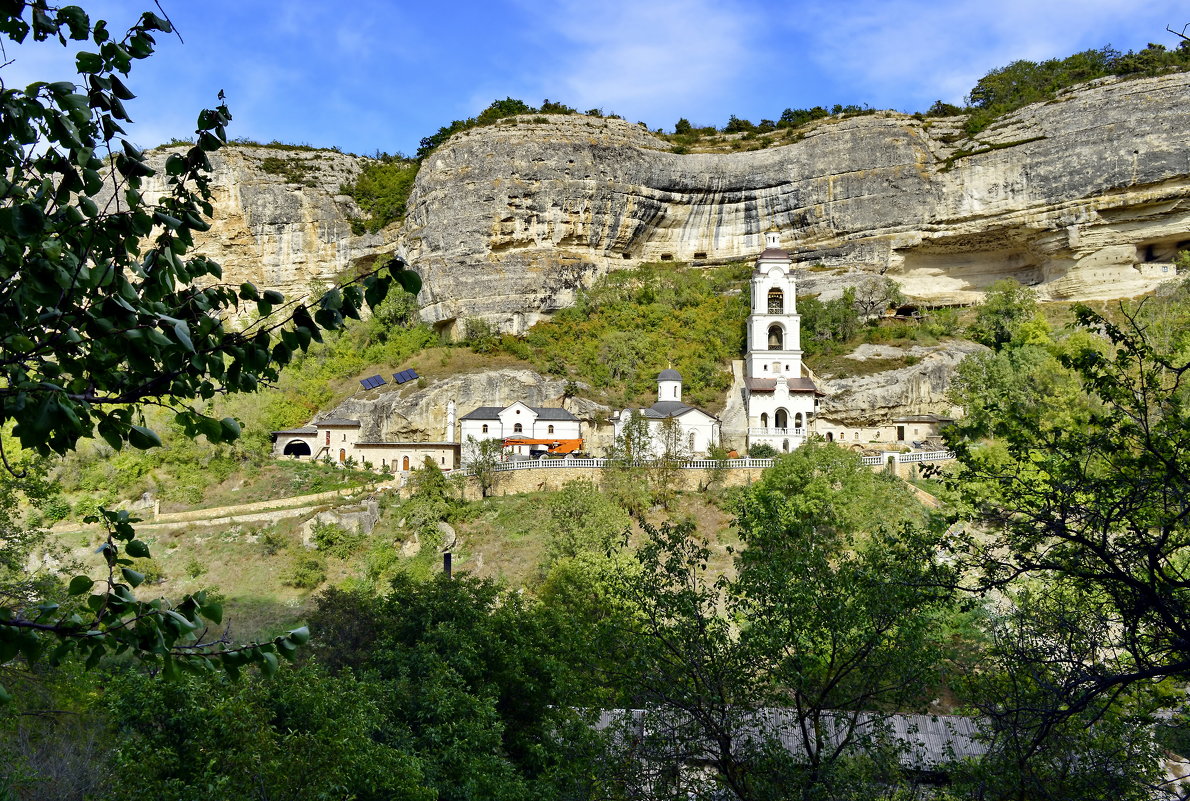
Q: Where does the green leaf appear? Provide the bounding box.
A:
[201,602,223,625]
[173,320,194,352]
[67,575,94,595]
[287,625,310,645]
[260,651,278,677]
[120,567,144,587]
[127,425,162,450]
[124,539,150,559]
[395,269,422,295]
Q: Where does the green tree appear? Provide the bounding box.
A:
[542,479,631,568]
[946,291,1190,711]
[967,279,1038,349]
[310,573,601,801]
[673,117,693,134]
[100,666,433,801]
[465,435,504,498]
[0,3,417,693]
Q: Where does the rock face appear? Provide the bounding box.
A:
[154,73,1190,333]
[325,367,612,448]
[400,73,1190,331]
[142,146,391,307]
[816,341,989,426]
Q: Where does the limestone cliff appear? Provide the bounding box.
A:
[325,368,614,451]
[141,146,391,306]
[815,342,988,426]
[402,73,1190,332]
[154,72,1190,333]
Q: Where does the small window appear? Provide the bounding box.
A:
[768,288,784,314]
[482,424,489,433]
[548,425,554,434]
[514,423,523,433]
[689,432,696,450]
[854,432,860,440]
[342,434,346,441]
[660,253,673,261]
[1164,265,1170,273]
[693,252,707,260]
[325,431,330,446]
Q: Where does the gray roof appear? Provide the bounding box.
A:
[657,368,682,381]
[459,405,578,421]
[642,400,696,418]
[314,417,361,427]
[745,377,821,394]
[273,426,316,435]
[599,708,986,771]
[757,247,789,260]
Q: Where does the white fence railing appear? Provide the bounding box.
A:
[453,451,954,477]
[748,427,808,437]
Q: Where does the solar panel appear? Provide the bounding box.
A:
[359,375,387,390]
[370,374,386,388]
[360,378,372,389]
[406,369,419,379]
[393,372,409,385]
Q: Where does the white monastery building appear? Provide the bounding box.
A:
[744,227,823,452]
[613,370,722,458]
[458,402,582,458]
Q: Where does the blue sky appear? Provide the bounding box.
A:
[4,1,1186,156]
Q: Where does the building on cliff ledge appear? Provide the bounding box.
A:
[271,417,459,472]
[744,228,823,453]
[458,402,582,460]
[612,370,721,458]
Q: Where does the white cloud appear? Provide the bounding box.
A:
[527,0,762,122]
[787,0,1187,107]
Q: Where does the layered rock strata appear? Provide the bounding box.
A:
[402,73,1190,331]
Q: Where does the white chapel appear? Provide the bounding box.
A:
[744,227,822,452]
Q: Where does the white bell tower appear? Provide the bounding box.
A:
[743,226,819,452]
[746,227,803,379]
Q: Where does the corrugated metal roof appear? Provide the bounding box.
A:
[273,427,316,435]
[601,708,987,769]
[746,378,778,392]
[315,417,361,427]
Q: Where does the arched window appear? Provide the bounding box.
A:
[760,412,769,428]
[324,431,330,446]
[689,432,696,451]
[548,425,554,434]
[768,288,784,314]
[338,448,346,463]
[854,431,860,440]
[775,409,788,429]
[402,456,410,470]
[782,439,790,452]
[482,424,488,433]
[826,432,834,442]
[794,412,803,428]
[513,423,523,433]
[768,324,783,350]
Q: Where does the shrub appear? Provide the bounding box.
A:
[748,443,778,458]
[284,554,327,589]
